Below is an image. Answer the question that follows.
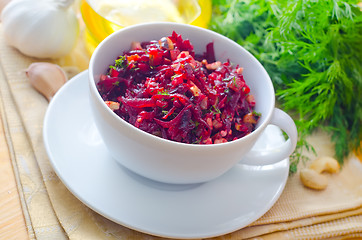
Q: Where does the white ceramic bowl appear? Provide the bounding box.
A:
[88,22,297,184]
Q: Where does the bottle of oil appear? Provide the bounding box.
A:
[80,0,212,54]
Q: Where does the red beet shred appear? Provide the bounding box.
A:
[97,31,260,144]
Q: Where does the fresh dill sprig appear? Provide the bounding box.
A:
[210,0,362,173]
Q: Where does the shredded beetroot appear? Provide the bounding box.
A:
[97,31,260,144]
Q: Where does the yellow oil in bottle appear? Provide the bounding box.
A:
[80,0,212,54]
[190,0,212,28]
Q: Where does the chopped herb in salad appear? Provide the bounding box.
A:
[97,31,260,144]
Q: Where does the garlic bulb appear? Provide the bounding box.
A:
[1,0,79,59]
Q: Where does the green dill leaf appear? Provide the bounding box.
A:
[252,111,261,117]
[211,105,222,115]
[157,90,170,95]
[115,55,127,69]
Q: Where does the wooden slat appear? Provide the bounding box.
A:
[0,115,29,240]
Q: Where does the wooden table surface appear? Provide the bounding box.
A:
[0,1,27,238]
[0,114,29,239]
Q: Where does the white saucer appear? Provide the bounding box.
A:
[43,71,289,239]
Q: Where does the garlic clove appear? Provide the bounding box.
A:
[26,62,67,101]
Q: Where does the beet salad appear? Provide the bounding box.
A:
[97,31,260,144]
